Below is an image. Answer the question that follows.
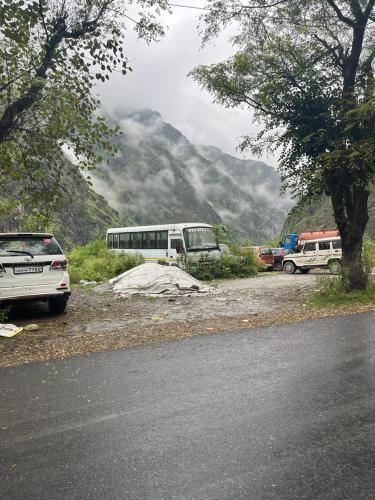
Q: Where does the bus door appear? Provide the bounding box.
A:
[169,238,185,261]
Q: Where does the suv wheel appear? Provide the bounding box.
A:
[283,261,296,274]
[49,297,68,314]
[328,260,342,275]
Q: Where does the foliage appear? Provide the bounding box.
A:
[67,239,144,283]
[184,246,262,281]
[212,224,237,246]
[311,276,375,308]
[193,0,375,291]
[364,238,375,274]
[14,208,60,234]
[0,0,168,205]
[261,237,282,248]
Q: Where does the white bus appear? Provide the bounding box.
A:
[107,223,220,264]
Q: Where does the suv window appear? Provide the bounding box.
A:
[0,236,62,256]
[319,241,331,251]
[304,242,316,252]
[332,240,342,249]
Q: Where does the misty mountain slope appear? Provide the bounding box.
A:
[283,192,375,239]
[92,110,292,241]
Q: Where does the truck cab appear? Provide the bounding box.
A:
[280,233,299,252]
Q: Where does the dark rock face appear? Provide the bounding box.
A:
[92,110,292,241]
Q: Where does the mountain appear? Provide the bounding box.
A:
[0,161,122,248]
[282,193,375,239]
[92,110,292,241]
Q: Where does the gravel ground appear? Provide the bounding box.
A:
[1,271,374,367]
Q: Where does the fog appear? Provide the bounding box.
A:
[98,2,278,167]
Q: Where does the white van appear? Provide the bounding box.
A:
[282,237,342,274]
[0,233,71,313]
[107,223,220,264]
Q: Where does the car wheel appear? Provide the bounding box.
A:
[49,297,68,314]
[300,269,310,274]
[328,260,342,275]
[283,261,296,274]
[274,262,283,271]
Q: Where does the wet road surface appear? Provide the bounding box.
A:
[1,312,375,499]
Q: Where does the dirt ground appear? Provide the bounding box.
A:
[1,271,375,367]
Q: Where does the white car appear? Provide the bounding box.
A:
[0,233,71,313]
[282,237,342,275]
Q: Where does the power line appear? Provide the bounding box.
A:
[167,3,208,10]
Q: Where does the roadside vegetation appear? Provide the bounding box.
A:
[67,240,144,284]
[311,239,375,308]
[311,278,375,308]
[67,238,263,284]
[183,246,263,281]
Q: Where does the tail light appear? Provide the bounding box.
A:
[50,259,68,270]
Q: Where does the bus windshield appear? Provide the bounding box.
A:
[183,227,218,251]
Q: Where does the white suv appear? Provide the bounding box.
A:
[0,233,70,313]
[282,237,342,275]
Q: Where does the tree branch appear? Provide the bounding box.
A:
[0,3,114,143]
[325,0,356,26]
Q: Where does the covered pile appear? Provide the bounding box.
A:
[104,263,213,296]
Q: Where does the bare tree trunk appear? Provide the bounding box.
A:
[330,183,369,291]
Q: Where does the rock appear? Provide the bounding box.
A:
[24,324,39,331]
[79,279,97,286]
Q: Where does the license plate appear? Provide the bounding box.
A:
[14,266,43,274]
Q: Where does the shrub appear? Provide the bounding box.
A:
[184,246,262,281]
[364,238,375,276]
[67,239,144,283]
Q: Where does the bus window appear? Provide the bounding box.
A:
[142,232,157,249]
[131,233,142,249]
[113,233,119,249]
[156,231,168,249]
[119,233,130,249]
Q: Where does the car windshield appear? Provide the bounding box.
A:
[0,236,62,256]
[183,227,218,251]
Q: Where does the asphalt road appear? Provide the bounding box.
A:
[1,313,375,500]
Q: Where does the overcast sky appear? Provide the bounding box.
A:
[99,2,278,167]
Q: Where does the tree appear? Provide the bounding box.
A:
[192,0,375,291]
[0,0,168,205]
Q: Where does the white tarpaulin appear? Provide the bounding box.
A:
[108,263,213,296]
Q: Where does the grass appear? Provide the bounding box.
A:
[310,239,375,308]
[311,276,375,308]
[67,239,144,283]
